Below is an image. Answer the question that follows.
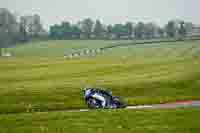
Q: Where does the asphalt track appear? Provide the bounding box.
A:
[67,37,200,57]
[2,101,200,115]
[67,100,200,113]
[100,37,200,50]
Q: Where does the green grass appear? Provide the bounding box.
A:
[0,40,200,114]
[0,108,200,133]
[1,40,200,132]
[4,40,118,57]
[4,39,200,58]
[103,40,200,58]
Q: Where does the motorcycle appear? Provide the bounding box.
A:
[83,88,127,109]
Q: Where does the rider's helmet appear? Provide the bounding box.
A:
[82,87,93,94]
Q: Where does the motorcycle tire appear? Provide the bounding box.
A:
[86,98,102,109]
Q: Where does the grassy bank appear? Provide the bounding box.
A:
[0,57,200,114]
[0,40,200,114]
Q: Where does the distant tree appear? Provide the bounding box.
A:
[124,22,133,39]
[165,21,176,38]
[49,24,61,39]
[20,16,31,37]
[0,8,19,56]
[106,24,113,39]
[112,24,127,39]
[49,22,82,39]
[144,23,158,38]
[134,22,145,39]
[61,21,72,39]
[71,24,81,39]
[19,16,28,41]
[178,21,186,37]
[20,14,44,39]
[93,20,105,39]
[31,14,43,37]
[184,22,193,34]
[157,27,165,38]
[81,18,94,39]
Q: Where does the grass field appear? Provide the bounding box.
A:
[0,108,200,133]
[1,40,200,132]
[4,40,120,57]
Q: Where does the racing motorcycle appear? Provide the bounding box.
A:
[83,87,127,109]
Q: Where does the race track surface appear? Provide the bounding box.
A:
[69,100,200,112]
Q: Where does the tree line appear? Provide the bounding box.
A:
[0,8,46,55]
[0,8,195,55]
[50,19,192,40]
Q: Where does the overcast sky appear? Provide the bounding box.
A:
[1,0,200,30]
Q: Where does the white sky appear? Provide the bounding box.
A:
[1,0,200,30]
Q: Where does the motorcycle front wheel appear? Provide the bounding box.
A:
[86,98,102,109]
